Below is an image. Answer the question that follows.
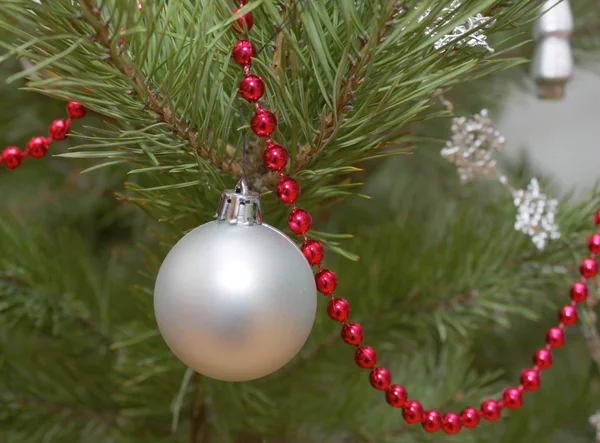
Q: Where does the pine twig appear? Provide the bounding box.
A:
[78,1,244,178]
[294,0,405,170]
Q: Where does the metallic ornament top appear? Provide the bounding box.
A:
[532,0,574,99]
[215,178,262,225]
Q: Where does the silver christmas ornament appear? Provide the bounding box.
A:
[154,179,317,382]
[532,0,574,99]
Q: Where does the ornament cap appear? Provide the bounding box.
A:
[215,178,262,225]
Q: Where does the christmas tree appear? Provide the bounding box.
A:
[2,0,600,442]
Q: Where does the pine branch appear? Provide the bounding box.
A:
[78,0,244,178]
[295,0,405,170]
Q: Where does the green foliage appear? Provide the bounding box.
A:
[1,1,600,443]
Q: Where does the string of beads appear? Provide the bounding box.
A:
[230,3,600,434]
[0,102,87,170]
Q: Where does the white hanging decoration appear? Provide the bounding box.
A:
[532,0,574,99]
[512,178,561,250]
[419,1,495,52]
[440,109,505,184]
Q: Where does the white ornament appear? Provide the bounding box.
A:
[154,180,317,382]
[532,0,574,99]
[441,109,505,183]
[512,178,560,250]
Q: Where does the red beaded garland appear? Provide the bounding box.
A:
[232,8,254,33]
[460,407,480,429]
[26,137,50,159]
[533,348,552,370]
[559,305,578,326]
[580,258,598,279]
[67,101,87,119]
[402,400,424,425]
[570,282,588,303]
[502,388,523,409]
[546,327,565,348]
[2,101,85,171]
[239,74,265,102]
[341,322,364,346]
[355,346,377,369]
[442,412,462,435]
[229,5,600,434]
[1,147,24,169]
[276,176,300,204]
[301,239,325,266]
[422,410,442,433]
[520,368,540,391]
[589,234,600,254]
[369,367,392,391]
[481,400,502,421]
[385,384,407,408]
[231,40,256,66]
[327,298,350,322]
[315,269,338,295]
[263,143,289,171]
[288,208,312,235]
[49,119,70,141]
[251,109,277,137]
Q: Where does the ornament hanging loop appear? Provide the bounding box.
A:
[215,177,262,225]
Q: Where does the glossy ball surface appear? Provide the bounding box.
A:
[26,137,50,158]
[1,146,24,169]
[49,119,70,140]
[239,74,264,102]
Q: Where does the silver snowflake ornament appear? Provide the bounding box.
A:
[512,178,560,250]
[441,109,505,184]
[419,1,494,52]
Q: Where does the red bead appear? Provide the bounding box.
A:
[580,258,598,279]
[251,109,277,137]
[385,384,407,408]
[589,234,600,254]
[232,8,254,33]
[595,210,600,225]
[327,298,350,323]
[301,239,325,266]
[570,282,588,303]
[422,410,442,433]
[533,348,552,370]
[546,327,565,348]
[26,137,50,159]
[460,407,480,428]
[341,322,364,346]
[315,269,338,295]
[402,400,424,425]
[355,346,377,369]
[67,101,87,119]
[502,388,523,409]
[238,74,264,102]
[288,208,312,235]
[231,40,256,66]
[520,368,540,391]
[559,305,578,326]
[480,400,502,421]
[276,176,300,204]
[1,146,24,169]
[369,367,392,391]
[442,412,462,435]
[49,119,70,141]
[263,143,289,171]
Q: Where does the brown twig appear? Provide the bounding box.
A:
[78,1,249,180]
